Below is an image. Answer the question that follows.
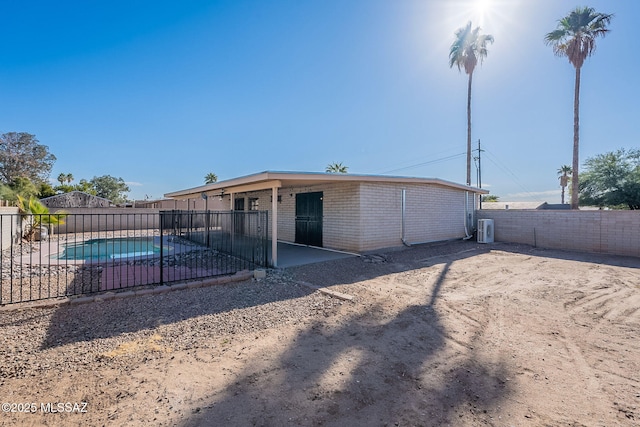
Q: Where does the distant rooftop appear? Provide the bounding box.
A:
[481,202,571,210]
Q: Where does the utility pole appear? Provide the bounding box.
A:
[473,139,484,208]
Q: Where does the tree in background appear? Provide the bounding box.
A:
[0,132,133,204]
[482,195,499,202]
[557,165,572,204]
[449,22,493,186]
[205,173,218,184]
[326,162,348,173]
[0,132,56,186]
[2,178,55,202]
[38,182,57,198]
[57,173,74,185]
[0,177,39,203]
[580,149,640,210]
[89,175,130,204]
[0,176,40,203]
[17,195,68,241]
[75,179,96,194]
[545,7,613,209]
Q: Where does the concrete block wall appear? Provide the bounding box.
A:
[139,197,229,211]
[478,210,640,257]
[358,183,469,252]
[322,183,361,252]
[358,183,402,251]
[0,207,20,251]
[405,184,469,243]
[239,182,477,253]
[243,183,361,252]
[54,208,161,233]
[241,186,318,245]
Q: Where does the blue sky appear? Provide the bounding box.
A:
[0,0,637,202]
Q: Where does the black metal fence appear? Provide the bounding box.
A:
[0,210,268,305]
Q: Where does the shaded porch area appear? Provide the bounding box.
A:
[268,241,357,268]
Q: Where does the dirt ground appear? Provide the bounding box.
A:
[1,240,639,426]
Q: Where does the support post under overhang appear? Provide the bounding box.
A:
[271,186,278,267]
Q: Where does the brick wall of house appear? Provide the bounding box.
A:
[358,183,470,252]
[237,182,477,253]
[322,183,361,252]
[477,210,640,257]
[358,183,402,251]
[241,183,361,252]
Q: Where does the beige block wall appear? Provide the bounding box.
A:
[241,183,362,252]
[477,210,640,257]
[234,182,475,253]
[358,183,402,251]
[0,207,20,251]
[137,198,229,210]
[54,208,161,233]
[322,183,361,252]
[359,183,469,252]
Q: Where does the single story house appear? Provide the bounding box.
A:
[164,171,488,266]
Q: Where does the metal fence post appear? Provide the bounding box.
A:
[159,211,164,285]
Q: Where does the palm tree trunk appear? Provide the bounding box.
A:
[466,72,473,186]
[571,66,581,210]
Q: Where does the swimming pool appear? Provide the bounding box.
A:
[56,237,171,261]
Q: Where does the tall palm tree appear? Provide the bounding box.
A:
[65,173,74,184]
[204,173,218,184]
[57,173,66,185]
[557,165,572,204]
[449,22,493,186]
[545,7,613,209]
[326,162,348,173]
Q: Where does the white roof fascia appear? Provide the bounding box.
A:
[164,171,488,199]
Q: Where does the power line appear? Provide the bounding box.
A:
[379,152,466,175]
[483,149,546,202]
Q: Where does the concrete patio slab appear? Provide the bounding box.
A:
[270,241,357,268]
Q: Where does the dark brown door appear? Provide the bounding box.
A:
[295,192,323,246]
[234,198,245,234]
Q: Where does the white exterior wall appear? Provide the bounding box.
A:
[359,183,468,251]
[227,182,472,253]
[405,183,469,243]
[322,183,361,252]
[358,183,402,251]
[242,183,361,252]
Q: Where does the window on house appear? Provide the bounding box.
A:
[249,198,260,211]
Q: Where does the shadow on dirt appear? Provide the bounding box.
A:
[288,239,640,290]
[39,240,482,349]
[181,246,512,426]
[40,238,637,350]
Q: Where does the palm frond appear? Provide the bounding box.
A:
[545,7,613,67]
[449,21,493,75]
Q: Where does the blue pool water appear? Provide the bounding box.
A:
[56,237,169,261]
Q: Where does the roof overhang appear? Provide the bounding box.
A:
[164,171,489,200]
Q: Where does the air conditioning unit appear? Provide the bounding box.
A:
[477,219,494,243]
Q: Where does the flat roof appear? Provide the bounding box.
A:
[164,171,488,199]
